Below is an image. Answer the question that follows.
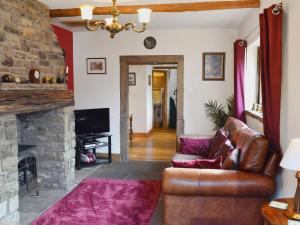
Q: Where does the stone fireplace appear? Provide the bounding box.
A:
[0,90,75,224]
[0,0,76,223]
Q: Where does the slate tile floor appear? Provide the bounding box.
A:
[19,161,170,225]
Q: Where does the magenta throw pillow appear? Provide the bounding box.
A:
[207,128,229,158]
[212,139,234,159]
[172,157,222,169]
[180,138,211,156]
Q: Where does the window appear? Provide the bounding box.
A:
[245,39,263,118]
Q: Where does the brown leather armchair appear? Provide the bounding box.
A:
[163,117,280,225]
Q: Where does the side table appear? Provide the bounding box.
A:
[262,198,296,225]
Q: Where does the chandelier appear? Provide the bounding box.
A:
[80,0,152,38]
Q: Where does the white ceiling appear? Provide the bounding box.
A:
[39,0,256,31]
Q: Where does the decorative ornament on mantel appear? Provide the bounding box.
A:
[29,69,41,84]
[80,0,151,38]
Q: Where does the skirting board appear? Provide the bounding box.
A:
[133,129,154,138]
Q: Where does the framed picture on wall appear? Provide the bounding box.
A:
[148,75,151,86]
[129,72,136,86]
[86,58,107,74]
[202,52,225,81]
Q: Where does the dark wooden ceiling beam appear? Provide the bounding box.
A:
[50,0,260,18]
[62,20,97,27]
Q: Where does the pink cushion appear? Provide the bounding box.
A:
[179,138,211,156]
[172,157,222,169]
[207,128,229,158]
[212,139,234,159]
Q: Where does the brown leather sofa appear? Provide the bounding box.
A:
[163,117,280,225]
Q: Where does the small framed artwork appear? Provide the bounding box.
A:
[202,52,225,81]
[86,58,107,74]
[129,72,136,86]
[148,75,151,86]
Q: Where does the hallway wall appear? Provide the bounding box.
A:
[129,65,153,133]
[167,69,177,127]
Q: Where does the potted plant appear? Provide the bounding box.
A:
[204,96,234,131]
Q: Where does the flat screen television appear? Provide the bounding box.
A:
[74,108,110,135]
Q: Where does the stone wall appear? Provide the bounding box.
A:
[18,106,76,189]
[0,0,65,81]
[0,115,19,225]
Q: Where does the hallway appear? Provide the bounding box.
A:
[129,129,177,161]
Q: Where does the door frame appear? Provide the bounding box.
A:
[120,55,184,162]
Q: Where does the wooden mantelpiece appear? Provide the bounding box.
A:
[0,83,68,91]
[0,89,74,115]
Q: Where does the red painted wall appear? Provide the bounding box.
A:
[52,25,74,90]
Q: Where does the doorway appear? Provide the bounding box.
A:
[120,55,184,162]
[128,65,178,161]
[152,69,178,130]
[152,70,168,129]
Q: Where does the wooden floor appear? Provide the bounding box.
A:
[129,129,177,161]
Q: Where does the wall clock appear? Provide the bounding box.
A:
[144,36,156,49]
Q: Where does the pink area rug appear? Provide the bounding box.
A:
[31,178,162,225]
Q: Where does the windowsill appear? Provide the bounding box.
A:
[245,110,263,123]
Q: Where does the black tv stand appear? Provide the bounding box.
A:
[75,133,112,170]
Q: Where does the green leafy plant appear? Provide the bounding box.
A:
[204,96,235,131]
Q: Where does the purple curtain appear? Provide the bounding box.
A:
[260,5,283,155]
[234,40,247,122]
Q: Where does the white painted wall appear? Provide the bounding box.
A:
[129,65,149,133]
[239,0,300,198]
[73,28,238,153]
[167,69,177,126]
[169,69,178,102]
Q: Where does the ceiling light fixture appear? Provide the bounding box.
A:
[80,0,151,38]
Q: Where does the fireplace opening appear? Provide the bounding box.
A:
[17,113,40,197]
[18,145,39,197]
[15,107,76,194]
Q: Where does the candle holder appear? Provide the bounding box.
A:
[65,66,69,85]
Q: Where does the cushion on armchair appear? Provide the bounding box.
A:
[207,128,229,158]
[172,157,222,169]
[212,139,234,159]
[179,137,211,156]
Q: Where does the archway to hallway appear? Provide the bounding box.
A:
[120,55,184,162]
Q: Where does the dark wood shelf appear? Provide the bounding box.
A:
[75,133,112,170]
[83,142,110,150]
